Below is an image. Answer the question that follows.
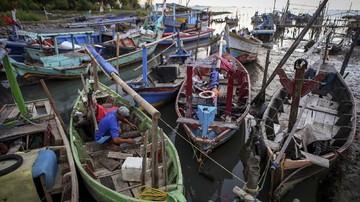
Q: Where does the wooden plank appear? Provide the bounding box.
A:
[7,107,20,120]
[0,106,15,123]
[100,176,116,190]
[300,151,329,168]
[0,122,48,140]
[128,182,141,197]
[94,168,121,179]
[99,158,121,171]
[44,101,52,114]
[85,141,107,153]
[111,174,132,196]
[107,151,134,159]
[176,117,239,129]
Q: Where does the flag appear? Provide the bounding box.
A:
[3,15,17,25]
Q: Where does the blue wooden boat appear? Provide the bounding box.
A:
[155,3,210,33]
[0,48,79,202]
[127,35,191,108]
[175,45,251,155]
[251,12,276,42]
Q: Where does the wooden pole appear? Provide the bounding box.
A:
[80,74,98,131]
[340,25,360,76]
[251,0,329,104]
[141,131,148,185]
[160,128,167,187]
[195,14,201,60]
[40,79,69,134]
[116,32,120,92]
[259,49,271,105]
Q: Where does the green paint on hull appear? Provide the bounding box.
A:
[70,83,185,202]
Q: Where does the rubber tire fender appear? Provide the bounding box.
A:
[0,154,23,176]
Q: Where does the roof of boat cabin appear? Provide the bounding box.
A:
[17,28,95,37]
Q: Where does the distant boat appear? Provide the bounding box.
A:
[225,25,263,63]
[175,48,251,155]
[69,45,186,202]
[0,48,78,202]
[260,59,356,200]
[128,35,191,108]
[159,27,215,45]
[155,3,210,33]
[251,12,276,42]
[225,16,239,27]
[212,18,225,23]
[10,17,164,83]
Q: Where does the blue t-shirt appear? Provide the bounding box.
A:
[94,110,120,141]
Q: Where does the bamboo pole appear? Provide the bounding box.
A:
[116,32,120,92]
[340,25,360,76]
[40,79,69,134]
[251,0,329,104]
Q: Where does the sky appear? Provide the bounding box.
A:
[139,0,360,10]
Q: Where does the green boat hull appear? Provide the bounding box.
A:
[70,83,185,202]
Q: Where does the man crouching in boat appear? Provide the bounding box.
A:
[94,106,138,150]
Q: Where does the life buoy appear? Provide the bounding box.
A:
[199,90,216,99]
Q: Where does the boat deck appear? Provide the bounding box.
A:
[83,141,166,198]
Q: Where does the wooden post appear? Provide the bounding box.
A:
[151,116,159,188]
[260,49,271,105]
[195,14,201,61]
[160,128,167,187]
[287,61,307,132]
[323,30,330,65]
[251,0,329,104]
[40,79,69,134]
[141,131,148,185]
[116,32,120,92]
[340,25,360,76]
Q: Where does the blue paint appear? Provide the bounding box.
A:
[86,45,118,76]
[197,105,217,136]
[32,150,58,189]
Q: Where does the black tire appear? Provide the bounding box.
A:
[0,154,23,176]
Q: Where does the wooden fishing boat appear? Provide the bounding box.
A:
[225,16,239,27]
[0,48,78,201]
[10,17,164,83]
[68,45,185,202]
[260,59,356,200]
[251,12,276,42]
[159,27,214,45]
[225,26,263,64]
[175,48,251,155]
[127,35,191,108]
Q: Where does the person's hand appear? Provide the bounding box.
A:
[127,138,136,145]
[129,123,138,130]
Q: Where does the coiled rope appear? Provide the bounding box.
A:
[137,185,167,201]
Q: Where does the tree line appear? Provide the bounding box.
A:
[0,0,141,12]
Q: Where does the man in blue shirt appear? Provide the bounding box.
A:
[95,106,137,150]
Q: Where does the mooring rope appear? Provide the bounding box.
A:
[159,117,246,184]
